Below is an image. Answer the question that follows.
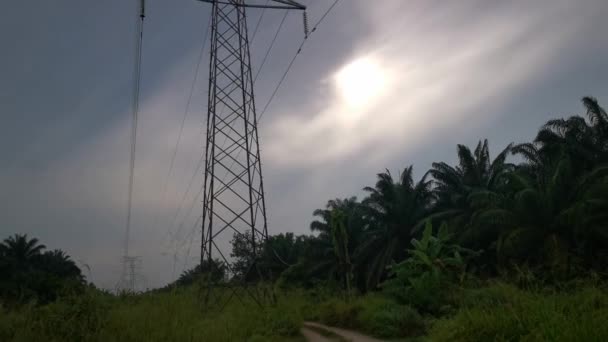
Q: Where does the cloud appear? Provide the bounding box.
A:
[263,0,586,168]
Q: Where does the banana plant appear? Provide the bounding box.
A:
[382,221,478,312]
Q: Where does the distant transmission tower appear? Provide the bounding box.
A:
[197,0,305,306]
[120,0,146,293]
[120,255,142,292]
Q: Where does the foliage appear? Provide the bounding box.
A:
[3,96,608,340]
[382,221,477,313]
[314,294,425,339]
[428,139,514,243]
[355,296,425,338]
[163,258,227,290]
[358,167,435,290]
[429,282,608,341]
[229,231,261,281]
[329,208,354,296]
[0,234,84,306]
[278,197,365,290]
[0,287,307,342]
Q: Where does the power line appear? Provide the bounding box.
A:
[161,104,233,251]
[124,0,145,259]
[166,1,340,268]
[121,0,145,293]
[253,10,290,83]
[171,1,340,233]
[164,7,286,247]
[178,215,202,278]
[250,0,270,43]
[167,176,206,248]
[157,12,212,229]
[171,213,200,280]
[259,0,340,121]
[213,0,340,188]
[213,8,291,188]
[161,152,204,247]
[161,106,232,249]
[162,3,261,249]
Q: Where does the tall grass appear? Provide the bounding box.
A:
[2,281,608,341]
[312,294,426,338]
[0,287,308,342]
[429,282,608,341]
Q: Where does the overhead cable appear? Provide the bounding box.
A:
[124,0,146,259]
[157,12,212,231]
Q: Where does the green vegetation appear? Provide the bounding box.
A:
[0,234,85,307]
[2,96,608,340]
[0,287,308,341]
[429,282,608,341]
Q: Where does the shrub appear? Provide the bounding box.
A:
[317,298,360,328]
[258,306,301,337]
[356,296,424,338]
[315,295,425,339]
[457,281,524,308]
[429,282,608,341]
[0,306,27,341]
[30,290,109,341]
[382,221,477,314]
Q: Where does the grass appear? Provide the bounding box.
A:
[0,286,308,342]
[2,281,608,341]
[429,282,608,341]
[311,294,426,339]
[306,281,608,341]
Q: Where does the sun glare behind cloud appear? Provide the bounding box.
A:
[334,57,388,109]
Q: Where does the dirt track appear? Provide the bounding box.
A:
[301,322,384,342]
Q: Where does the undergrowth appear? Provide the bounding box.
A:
[429,282,608,341]
[2,281,608,341]
[0,287,306,342]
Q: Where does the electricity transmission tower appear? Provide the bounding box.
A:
[197,0,305,307]
[120,0,146,294]
[120,255,142,293]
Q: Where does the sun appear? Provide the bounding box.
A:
[334,57,388,108]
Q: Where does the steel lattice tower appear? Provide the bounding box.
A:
[198,0,305,306]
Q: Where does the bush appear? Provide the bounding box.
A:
[256,300,302,337]
[0,289,110,342]
[0,287,313,342]
[429,282,608,341]
[0,306,26,341]
[30,290,109,341]
[317,298,360,328]
[356,296,425,338]
[315,295,425,338]
[382,221,477,314]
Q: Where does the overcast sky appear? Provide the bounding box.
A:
[1,0,607,289]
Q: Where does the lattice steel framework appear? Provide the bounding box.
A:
[198,0,304,307]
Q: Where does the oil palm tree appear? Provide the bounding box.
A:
[428,140,514,240]
[307,197,366,289]
[38,250,82,279]
[330,209,354,296]
[357,166,434,289]
[533,97,608,175]
[475,153,608,275]
[0,234,46,265]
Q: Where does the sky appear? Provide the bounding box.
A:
[1,0,607,290]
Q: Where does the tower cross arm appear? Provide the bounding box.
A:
[197,0,305,10]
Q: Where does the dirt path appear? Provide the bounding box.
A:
[301,322,385,342]
[300,326,336,342]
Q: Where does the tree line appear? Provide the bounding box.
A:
[5,96,606,303]
[0,234,85,306]
[179,96,608,295]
